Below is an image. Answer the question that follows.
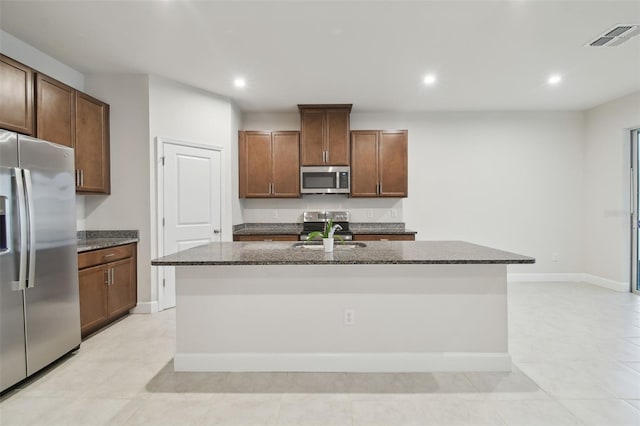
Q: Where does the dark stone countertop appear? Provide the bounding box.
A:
[233,223,416,235]
[77,230,139,253]
[151,240,534,266]
[233,223,303,235]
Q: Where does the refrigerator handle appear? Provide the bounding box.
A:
[13,168,28,290]
[23,169,36,288]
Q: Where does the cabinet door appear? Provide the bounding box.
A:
[239,131,272,197]
[300,109,325,165]
[378,130,408,197]
[36,73,75,148]
[107,257,135,318]
[350,131,379,197]
[272,131,300,197]
[78,265,109,337]
[75,92,110,194]
[0,55,34,135]
[325,109,349,165]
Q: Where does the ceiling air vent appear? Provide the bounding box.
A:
[587,24,640,47]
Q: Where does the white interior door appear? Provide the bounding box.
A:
[161,142,222,310]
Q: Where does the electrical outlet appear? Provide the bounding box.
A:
[367,209,373,218]
[552,252,559,262]
[391,209,398,218]
[344,309,355,325]
[272,210,278,218]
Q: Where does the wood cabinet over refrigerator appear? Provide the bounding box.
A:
[0,54,110,195]
[351,130,408,198]
[299,104,351,166]
[0,54,34,136]
[239,130,300,198]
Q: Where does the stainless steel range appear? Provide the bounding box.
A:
[300,211,353,241]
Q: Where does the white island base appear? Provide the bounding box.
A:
[174,263,511,373]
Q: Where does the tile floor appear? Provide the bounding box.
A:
[1,281,639,425]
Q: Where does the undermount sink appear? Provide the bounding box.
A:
[292,242,367,250]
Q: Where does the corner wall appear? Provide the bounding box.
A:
[584,91,640,288]
[148,75,237,306]
[83,74,152,305]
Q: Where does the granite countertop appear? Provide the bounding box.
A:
[77,230,139,253]
[151,240,534,266]
[233,223,416,235]
[233,223,303,235]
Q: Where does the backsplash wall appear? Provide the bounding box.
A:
[241,196,404,223]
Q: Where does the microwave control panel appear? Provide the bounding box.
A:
[339,172,349,189]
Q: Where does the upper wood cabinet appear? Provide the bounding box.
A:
[299,104,351,166]
[351,130,408,198]
[75,92,110,194]
[239,130,300,198]
[0,55,34,135]
[1,55,111,195]
[36,73,75,148]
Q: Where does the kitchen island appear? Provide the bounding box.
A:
[152,241,534,373]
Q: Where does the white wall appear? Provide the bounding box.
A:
[584,92,640,285]
[242,111,586,274]
[148,75,238,304]
[83,74,151,304]
[0,30,84,90]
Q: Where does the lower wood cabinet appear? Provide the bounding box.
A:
[78,243,137,338]
[353,234,415,241]
[233,235,299,242]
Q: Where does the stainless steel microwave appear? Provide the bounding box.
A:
[300,166,350,194]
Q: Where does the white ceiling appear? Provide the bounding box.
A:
[1,0,639,113]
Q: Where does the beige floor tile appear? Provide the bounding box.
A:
[39,397,131,426]
[199,394,281,426]
[464,368,547,400]
[352,399,425,426]
[515,362,615,399]
[0,396,67,426]
[107,398,211,425]
[560,399,640,426]
[416,399,506,425]
[492,400,583,425]
[276,399,352,426]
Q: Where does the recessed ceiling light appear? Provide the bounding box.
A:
[423,74,437,86]
[233,78,246,88]
[547,74,562,85]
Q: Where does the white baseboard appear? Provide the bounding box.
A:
[508,273,584,283]
[174,352,512,373]
[130,301,159,314]
[507,273,629,293]
[582,274,629,293]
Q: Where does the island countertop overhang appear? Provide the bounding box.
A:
[151,240,535,266]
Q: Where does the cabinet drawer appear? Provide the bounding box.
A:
[78,244,134,269]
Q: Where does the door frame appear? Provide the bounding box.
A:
[155,137,224,310]
[632,129,640,295]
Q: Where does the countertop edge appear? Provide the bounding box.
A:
[77,238,139,253]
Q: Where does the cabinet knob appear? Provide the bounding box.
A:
[213,229,221,234]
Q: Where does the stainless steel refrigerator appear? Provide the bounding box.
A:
[0,129,81,392]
